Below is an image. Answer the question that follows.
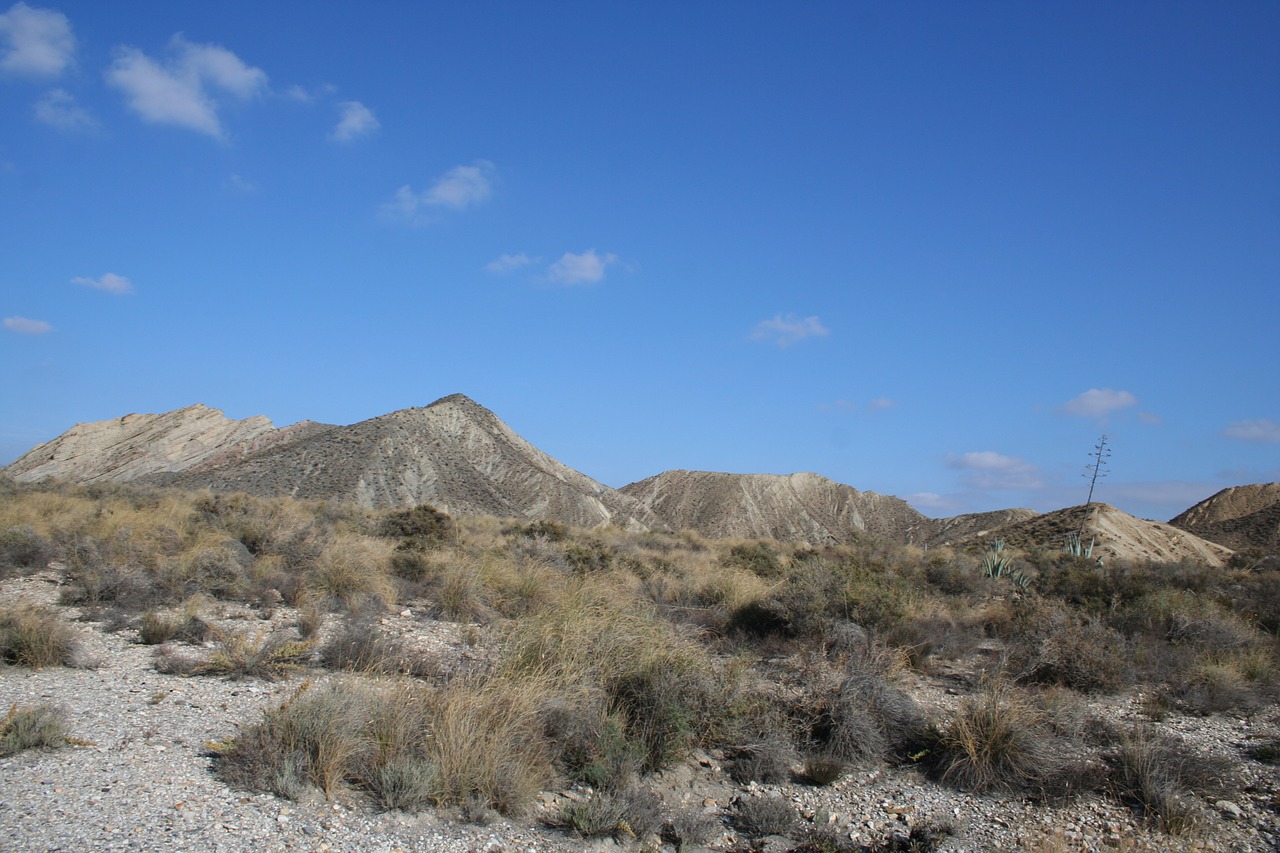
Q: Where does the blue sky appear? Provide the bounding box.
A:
[2,1,1277,522]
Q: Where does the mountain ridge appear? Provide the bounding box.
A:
[4,396,1266,563]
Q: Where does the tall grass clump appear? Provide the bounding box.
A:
[1110,724,1236,834]
[502,583,734,782]
[931,682,1063,796]
[0,605,83,669]
[306,536,397,612]
[218,676,553,816]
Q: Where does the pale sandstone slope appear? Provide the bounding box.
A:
[5,404,288,483]
[974,502,1233,567]
[1169,483,1280,554]
[620,469,928,546]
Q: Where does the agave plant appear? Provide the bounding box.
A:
[982,539,1014,579]
[1064,532,1095,558]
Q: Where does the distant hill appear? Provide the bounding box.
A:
[970,502,1233,567]
[172,394,662,530]
[619,470,928,545]
[1169,484,1280,555]
[0,396,1252,564]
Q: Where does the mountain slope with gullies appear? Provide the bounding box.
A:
[619,469,929,546]
[1169,483,1280,554]
[173,394,663,530]
[2,404,332,484]
[921,508,1040,547]
[970,502,1234,567]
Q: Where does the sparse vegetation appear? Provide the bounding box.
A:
[1,478,1276,846]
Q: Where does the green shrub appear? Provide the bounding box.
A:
[722,542,783,577]
[1110,725,1235,834]
[380,504,454,545]
[166,627,314,681]
[1005,600,1129,693]
[553,786,663,839]
[217,681,372,799]
[320,617,436,677]
[0,525,53,576]
[138,609,212,646]
[366,754,437,812]
[730,794,796,837]
[0,703,69,756]
[665,806,723,849]
[727,737,795,784]
[801,754,847,785]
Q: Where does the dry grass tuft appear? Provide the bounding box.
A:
[0,604,83,669]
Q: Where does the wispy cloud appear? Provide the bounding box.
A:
[547,249,617,285]
[485,252,539,274]
[907,491,953,512]
[285,82,335,103]
[1224,418,1280,444]
[382,160,495,223]
[225,173,256,193]
[751,313,829,347]
[33,87,93,129]
[947,450,1042,489]
[0,2,75,77]
[331,99,378,142]
[1061,388,1138,419]
[106,35,267,140]
[3,315,52,334]
[72,272,133,294]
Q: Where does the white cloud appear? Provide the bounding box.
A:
[106,35,267,140]
[548,249,617,285]
[72,272,133,294]
[907,491,953,512]
[947,450,1042,489]
[485,252,538,274]
[0,2,74,77]
[331,99,378,142]
[1061,388,1138,419]
[225,173,256,192]
[1224,418,1280,444]
[284,82,335,103]
[750,313,830,347]
[4,315,52,334]
[33,87,93,129]
[424,160,494,208]
[382,160,495,223]
[867,397,896,411]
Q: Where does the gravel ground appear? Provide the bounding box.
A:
[4,570,1280,853]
